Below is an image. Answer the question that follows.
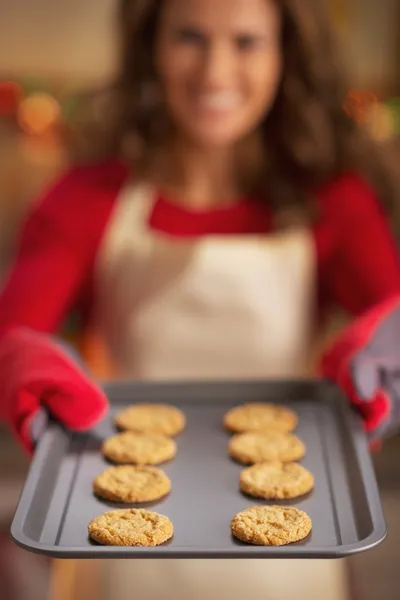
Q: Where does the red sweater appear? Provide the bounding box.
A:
[0,160,399,336]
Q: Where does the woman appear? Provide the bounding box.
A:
[1,0,400,598]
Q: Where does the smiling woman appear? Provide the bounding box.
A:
[1,1,400,600]
[155,0,282,148]
[77,0,398,219]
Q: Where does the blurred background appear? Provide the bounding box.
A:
[0,0,399,599]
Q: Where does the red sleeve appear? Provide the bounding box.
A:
[314,173,400,316]
[0,160,128,336]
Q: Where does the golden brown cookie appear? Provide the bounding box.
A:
[224,403,297,433]
[231,506,312,546]
[103,431,177,465]
[228,431,305,464]
[88,508,174,546]
[93,465,171,503]
[240,462,314,500]
[115,404,185,436]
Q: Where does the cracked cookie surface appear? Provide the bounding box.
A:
[88,508,173,546]
[224,403,297,433]
[229,431,305,464]
[93,465,171,503]
[240,462,314,499]
[103,431,176,465]
[115,404,185,436]
[231,506,312,546]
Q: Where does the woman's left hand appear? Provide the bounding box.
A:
[320,296,400,442]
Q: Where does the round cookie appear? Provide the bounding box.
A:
[115,404,185,436]
[93,465,171,503]
[240,462,314,500]
[103,431,177,465]
[224,403,297,433]
[228,431,305,464]
[88,508,173,546]
[231,505,312,546]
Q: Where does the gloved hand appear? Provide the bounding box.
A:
[320,295,400,441]
[0,327,109,454]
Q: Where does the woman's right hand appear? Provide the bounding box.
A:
[0,327,109,454]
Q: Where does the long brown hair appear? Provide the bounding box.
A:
[74,0,399,220]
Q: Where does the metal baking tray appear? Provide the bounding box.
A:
[11,380,386,559]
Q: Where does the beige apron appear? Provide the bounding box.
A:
[90,183,348,600]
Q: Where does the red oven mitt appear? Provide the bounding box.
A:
[320,295,400,441]
[0,327,109,454]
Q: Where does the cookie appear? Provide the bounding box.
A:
[115,404,185,436]
[224,403,297,433]
[88,508,173,546]
[240,462,314,499]
[228,431,305,464]
[231,506,312,546]
[103,431,177,465]
[93,465,171,503]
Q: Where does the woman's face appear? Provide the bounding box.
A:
[156,0,282,149]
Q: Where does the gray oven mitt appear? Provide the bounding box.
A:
[320,296,400,441]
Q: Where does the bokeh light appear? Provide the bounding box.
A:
[365,103,398,142]
[343,90,379,125]
[17,92,61,136]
